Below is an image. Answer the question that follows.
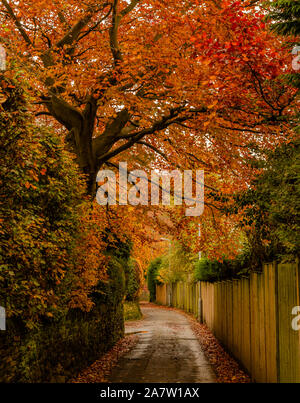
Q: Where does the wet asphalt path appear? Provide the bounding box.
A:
[109,304,216,383]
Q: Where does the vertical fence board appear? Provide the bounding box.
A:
[263,263,278,382]
[277,262,300,382]
[237,280,242,363]
[242,277,251,374]
[258,272,267,382]
[232,280,238,358]
[227,281,233,354]
[250,273,257,381]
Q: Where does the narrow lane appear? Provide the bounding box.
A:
[109,304,216,383]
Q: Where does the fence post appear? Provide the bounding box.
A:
[168,284,172,306]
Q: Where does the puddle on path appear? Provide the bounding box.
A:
[125,330,148,335]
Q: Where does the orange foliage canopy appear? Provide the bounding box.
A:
[0,0,298,261]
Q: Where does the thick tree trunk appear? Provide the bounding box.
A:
[45,94,101,196]
[42,90,134,197]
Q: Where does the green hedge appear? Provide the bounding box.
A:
[0,246,126,382]
[0,75,126,382]
[147,257,162,302]
[125,259,142,302]
[194,253,251,282]
[0,234,127,383]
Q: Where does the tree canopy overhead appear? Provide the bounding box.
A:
[1,0,298,193]
[1,0,299,261]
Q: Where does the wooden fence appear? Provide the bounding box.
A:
[156,261,300,383]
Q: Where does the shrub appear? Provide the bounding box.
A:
[125,259,142,302]
[0,74,126,381]
[147,257,162,302]
[194,258,219,282]
[194,252,251,282]
[157,242,195,283]
[0,74,87,328]
[232,139,300,264]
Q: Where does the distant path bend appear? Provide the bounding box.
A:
[109,303,216,383]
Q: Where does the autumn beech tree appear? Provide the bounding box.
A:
[0,0,298,197]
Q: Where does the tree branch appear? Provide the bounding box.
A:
[136,141,169,161]
[40,2,110,68]
[93,109,131,158]
[120,0,140,18]
[96,105,208,163]
[56,2,110,48]
[109,0,140,64]
[35,111,53,117]
[45,93,84,131]
[1,0,33,46]
[109,0,123,64]
[78,4,113,41]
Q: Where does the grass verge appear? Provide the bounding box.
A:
[124,301,142,321]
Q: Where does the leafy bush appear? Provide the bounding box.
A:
[0,75,87,328]
[125,259,142,302]
[194,258,222,282]
[232,139,300,264]
[157,242,195,283]
[194,252,251,282]
[0,265,125,382]
[0,75,127,381]
[147,257,162,302]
